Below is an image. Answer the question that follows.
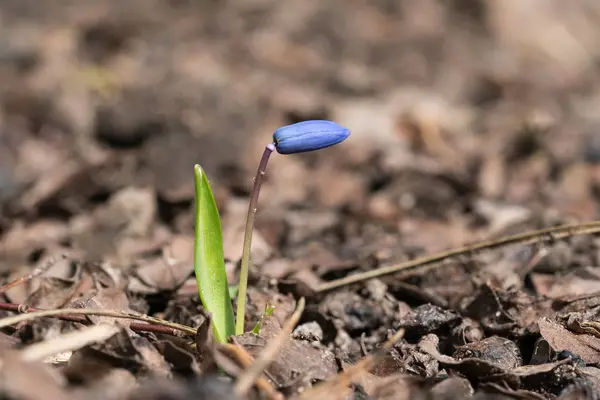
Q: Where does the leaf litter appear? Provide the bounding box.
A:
[3,1,600,399]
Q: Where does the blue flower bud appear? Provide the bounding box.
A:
[273,120,350,155]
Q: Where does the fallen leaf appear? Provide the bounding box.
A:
[236,316,338,389]
[453,336,522,370]
[538,318,600,364]
[72,368,137,400]
[0,347,74,400]
[358,373,423,400]
[419,333,569,389]
[532,267,600,299]
[397,304,462,340]
[132,235,194,292]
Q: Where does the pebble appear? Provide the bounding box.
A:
[365,279,388,302]
[293,321,324,342]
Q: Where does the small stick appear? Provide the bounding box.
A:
[236,143,275,335]
[222,343,283,400]
[298,328,405,400]
[317,221,600,292]
[0,301,187,337]
[0,254,66,294]
[235,297,305,397]
[0,304,196,337]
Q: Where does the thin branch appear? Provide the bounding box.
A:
[0,303,196,337]
[235,297,305,397]
[0,254,66,294]
[317,221,600,292]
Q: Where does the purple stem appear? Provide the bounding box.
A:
[235,143,275,335]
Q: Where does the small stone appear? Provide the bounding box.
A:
[334,329,357,355]
[293,321,324,342]
[365,279,388,302]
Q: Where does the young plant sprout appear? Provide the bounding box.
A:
[193,165,235,342]
[193,120,350,341]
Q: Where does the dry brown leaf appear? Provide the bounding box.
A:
[538,317,600,364]
[0,347,74,400]
[532,267,600,299]
[236,316,338,389]
[419,333,569,389]
[71,368,137,400]
[361,374,423,400]
[132,235,194,292]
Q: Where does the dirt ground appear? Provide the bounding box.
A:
[2,1,600,399]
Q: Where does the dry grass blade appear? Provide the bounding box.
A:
[0,307,196,336]
[234,297,306,398]
[298,328,405,400]
[317,221,600,292]
[19,323,120,362]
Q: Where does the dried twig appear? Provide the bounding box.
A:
[0,254,66,294]
[317,221,600,292]
[19,323,121,362]
[235,297,305,397]
[0,303,196,337]
[299,328,405,400]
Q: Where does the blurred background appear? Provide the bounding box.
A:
[1,0,600,284]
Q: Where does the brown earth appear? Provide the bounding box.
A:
[1,1,600,399]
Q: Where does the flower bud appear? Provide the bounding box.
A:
[273,120,350,154]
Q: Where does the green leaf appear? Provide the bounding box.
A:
[193,165,235,343]
[250,302,275,335]
[264,303,275,317]
[250,320,261,335]
[228,284,239,299]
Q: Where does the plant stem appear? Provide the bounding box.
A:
[236,143,275,335]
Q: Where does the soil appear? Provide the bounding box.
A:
[2,1,600,399]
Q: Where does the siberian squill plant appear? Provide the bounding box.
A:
[193,120,350,342]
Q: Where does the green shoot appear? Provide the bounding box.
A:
[228,284,239,299]
[191,121,350,340]
[193,165,235,343]
[251,302,275,335]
